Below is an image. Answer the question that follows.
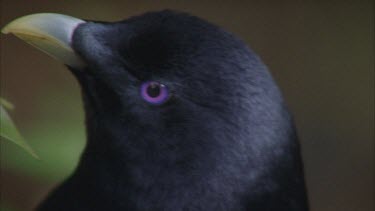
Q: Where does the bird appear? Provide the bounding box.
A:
[2,10,309,211]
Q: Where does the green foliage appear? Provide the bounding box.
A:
[1,91,86,182]
[0,98,39,159]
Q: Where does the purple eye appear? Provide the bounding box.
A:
[140,81,169,105]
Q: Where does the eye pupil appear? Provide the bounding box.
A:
[140,81,169,105]
[147,83,161,98]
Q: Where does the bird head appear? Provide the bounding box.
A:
[2,10,309,210]
[2,9,299,191]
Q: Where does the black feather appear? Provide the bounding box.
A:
[38,10,309,211]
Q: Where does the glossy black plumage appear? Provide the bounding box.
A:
[37,10,309,211]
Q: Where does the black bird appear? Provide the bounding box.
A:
[2,10,309,211]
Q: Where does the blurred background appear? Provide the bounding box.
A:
[0,1,373,210]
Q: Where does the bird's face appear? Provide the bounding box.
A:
[70,12,249,132]
[2,11,285,167]
[69,11,264,159]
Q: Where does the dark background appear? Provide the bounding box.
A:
[1,1,374,211]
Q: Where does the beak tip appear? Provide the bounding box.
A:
[1,15,30,34]
[1,24,11,34]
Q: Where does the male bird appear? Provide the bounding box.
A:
[2,10,309,211]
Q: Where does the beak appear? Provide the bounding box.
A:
[2,13,86,68]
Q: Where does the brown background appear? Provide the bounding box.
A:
[1,1,374,211]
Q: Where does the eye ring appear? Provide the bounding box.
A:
[140,81,169,105]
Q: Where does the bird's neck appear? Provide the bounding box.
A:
[71,135,221,210]
[66,101,309,210]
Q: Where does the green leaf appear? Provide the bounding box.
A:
[0,99,39,159]
[0,98,15,110]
